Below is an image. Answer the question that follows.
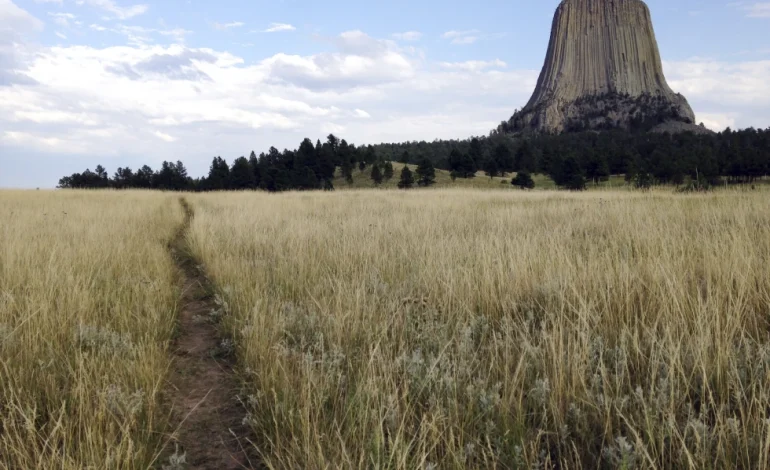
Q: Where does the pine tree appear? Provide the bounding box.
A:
[230,156,256,189]
[511,171,535,189]
[483,156,499,178]
[383,161,394,180]
[371,163,383,185]
[341,161,354,184]
[416,158,436,187]
[398,165,414,189]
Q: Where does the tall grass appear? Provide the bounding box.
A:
[0,190,182,469]
[187,189,770,469]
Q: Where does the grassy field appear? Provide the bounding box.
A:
[3,187,770,469]
[0,191,182,469]
[334,163,629,190]
[186,188,770,469]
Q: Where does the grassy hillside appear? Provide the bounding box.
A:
[334,163,629,190]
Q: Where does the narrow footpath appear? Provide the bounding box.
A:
[164,198,254,469]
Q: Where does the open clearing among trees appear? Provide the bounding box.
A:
[2,188,770,469]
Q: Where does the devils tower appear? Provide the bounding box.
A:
[504,0,699,134]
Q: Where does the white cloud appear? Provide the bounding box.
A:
[740,2,770,18]
[89,23,107,31]
[442,29,479,45]
[55,31,67,39]
[213,21,244,31]
[74,0,148,20]
[153,130,175,142]
[1,0,44,31]
[440,59,506,72]
[48,12,76,27]
[664,58,770,130]
[2,18,770,186]
[392,31,422,41]
[1,0,43,85]
[262,23,295,33]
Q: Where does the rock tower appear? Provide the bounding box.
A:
[504,0,698,133]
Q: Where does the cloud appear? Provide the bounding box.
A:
[442,30,479,45]
[92,23,190,45]
[261,23,295,33]
[2,21,770,187]
[213,21,244,31]
[48,12,77,27]
[74,0,148,20]
[55,31,67,39]
[736,2,770,17]
[0,0,43,85]
[153,130,175,142]
[664,58,770,130]
[392,31,422,41]
[261,30,415,90]
[440,59,507,72]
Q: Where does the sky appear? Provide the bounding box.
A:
[1,0,769,188]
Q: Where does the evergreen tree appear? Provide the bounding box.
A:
[230,156,257,189]
[383,161,394,180]
[205,157,231,190]
[398,165,414,189]
[511,171,535,189]
[248,151,262,187]
[514,141,536,172]
[399,151,410,164]
[358,160,366,172]
[370,163,383,185]
[494,143,514,175]
[559,157,587,190]
[113,167,134,189]
[134,165,154,188]
[416,158,436,187]
[341,161,354,184]
[483,156,499,178]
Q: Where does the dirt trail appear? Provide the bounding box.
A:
[164,198,255,469]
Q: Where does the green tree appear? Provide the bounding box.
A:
[230,156,256,189]
[561,157,586,191]
[341,161,354,184]
[371,163,383,185]
[399,151,410,164]
[416,158,436,187]
[483,156,499,178]
[511,171,535,189]
[398,165,414,189]
[494,143,514,175]
[383,161,394,181]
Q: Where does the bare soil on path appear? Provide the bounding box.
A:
[163,198,255,470]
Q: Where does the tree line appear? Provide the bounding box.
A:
[58,135,438,191]
[59,127,769,191]
[375,127,770,190]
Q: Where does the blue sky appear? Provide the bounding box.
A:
[1,0,769,188]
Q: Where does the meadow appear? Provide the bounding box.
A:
[2,187,770,469]
[186,188,770,469]
[0,191,182,469]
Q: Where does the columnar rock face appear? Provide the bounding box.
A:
[506,0,698,133]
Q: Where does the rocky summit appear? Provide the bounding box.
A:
[503,0,704,134]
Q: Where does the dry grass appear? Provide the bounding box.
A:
[186,188,770,469]
[0,190,183,469]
